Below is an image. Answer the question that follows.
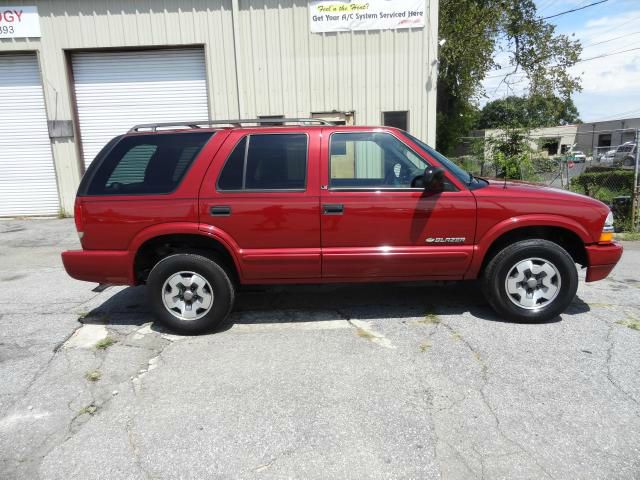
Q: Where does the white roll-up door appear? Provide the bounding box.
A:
[0,54,59,217]
[72,48,209,169]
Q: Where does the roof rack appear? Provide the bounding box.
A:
[128,118,334,132]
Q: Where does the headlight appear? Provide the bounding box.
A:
[603,211,614,232]
[600,211,614,242]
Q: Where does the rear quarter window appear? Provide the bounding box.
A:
[85,132,213,195]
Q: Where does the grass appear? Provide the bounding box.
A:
[78,404,98,416]
[355,328,376,341]
[84,370,102,382]
[95,337,117,350]
[418,313,440,325]
[618,231,640,241]
[616,320,640,331]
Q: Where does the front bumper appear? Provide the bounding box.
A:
[585,242,623,282]
[61,250,133,285]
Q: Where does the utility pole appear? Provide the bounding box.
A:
[633,128,640,231]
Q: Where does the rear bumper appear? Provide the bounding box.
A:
[585,242,623,282]
[61,250,133,285]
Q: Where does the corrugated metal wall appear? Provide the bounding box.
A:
[0,0,438,215]
[234,1,438,141]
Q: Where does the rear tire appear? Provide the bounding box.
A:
[147,253,235,334]
[481,239,578,323]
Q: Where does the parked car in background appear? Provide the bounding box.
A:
[62,119,623,333]
[570,151,587,163]
[599,149,616,164]
[613,142,636,168]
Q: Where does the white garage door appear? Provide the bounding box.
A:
[0,54,59,216]
[72,48,209,169]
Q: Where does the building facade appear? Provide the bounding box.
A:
[0,1,439,216]
[476,117,640,160]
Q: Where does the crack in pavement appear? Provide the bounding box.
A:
[604,323,640,409]
[436,321,555,480]
[126,408,153,480]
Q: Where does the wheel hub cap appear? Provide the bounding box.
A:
[505,258,561,310]
[161,271,214,321]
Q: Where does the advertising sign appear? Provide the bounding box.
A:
[309,0,426,33]
[0,6,41,38]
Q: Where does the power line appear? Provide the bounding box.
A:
[483,43,640,81]
[579,45,640,63]
[542,0,608,20]
[583,30,640,48]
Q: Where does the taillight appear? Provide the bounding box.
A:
[74,199,84,242]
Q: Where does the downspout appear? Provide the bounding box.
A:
[230,0,243,118]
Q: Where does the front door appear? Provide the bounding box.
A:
[320,130,476,280]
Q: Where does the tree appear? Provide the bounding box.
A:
[436,0,582,154]
[476,95,581,129]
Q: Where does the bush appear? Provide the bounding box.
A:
[570,170,634,200]
[570,169,635,231]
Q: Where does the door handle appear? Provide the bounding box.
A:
[210,206,232,216]
[323,204,344,215]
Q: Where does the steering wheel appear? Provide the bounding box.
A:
[384,163,414,186]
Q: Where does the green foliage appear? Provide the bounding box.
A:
[570,170,634,200]
[477,95,581,129]
[437,0,582,154]
[487,129,534,180]
[570,169,634,230]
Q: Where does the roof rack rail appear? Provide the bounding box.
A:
[128,118,334,132]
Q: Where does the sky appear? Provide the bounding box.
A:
[480,0,640,122]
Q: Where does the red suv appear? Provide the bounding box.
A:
[62,119,623,333]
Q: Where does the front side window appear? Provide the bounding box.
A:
[86,132,213,195]
[217,134,307,191]
[329,132,429,189]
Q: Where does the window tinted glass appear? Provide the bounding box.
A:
[329,132,428,189]
[403,132,469,187]
[217,134,307,191]
[217,137,246,190]
[87,132,212,195]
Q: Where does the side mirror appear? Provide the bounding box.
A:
[413,167,445,191]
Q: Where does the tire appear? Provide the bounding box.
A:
[147,253,235,334]
[623,156,634,167]
[481,239,578,323]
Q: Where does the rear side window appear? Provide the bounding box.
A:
[86,132,213,195]
[217,134,307,191]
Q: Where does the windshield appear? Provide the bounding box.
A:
[403,132,477,186]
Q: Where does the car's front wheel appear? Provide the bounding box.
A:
[481,239,578,322]
[147,253,235,334]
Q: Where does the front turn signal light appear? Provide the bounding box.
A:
[599,232,614,243]
[600,211,615,243]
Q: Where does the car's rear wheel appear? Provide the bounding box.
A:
[147,253,235,334]
[481,239,578,322]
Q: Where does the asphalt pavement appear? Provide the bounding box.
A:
[1,218,639,479]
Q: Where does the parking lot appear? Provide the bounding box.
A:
[1,218,639,479]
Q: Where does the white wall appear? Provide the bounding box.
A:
[0,0,438,215]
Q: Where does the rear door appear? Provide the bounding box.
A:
[199,129,322,281]
[320,130,476,280]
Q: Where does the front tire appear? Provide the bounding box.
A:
[147,253,235,334]
[481,239,578,322]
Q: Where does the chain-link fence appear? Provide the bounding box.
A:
[450,134,640,232]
